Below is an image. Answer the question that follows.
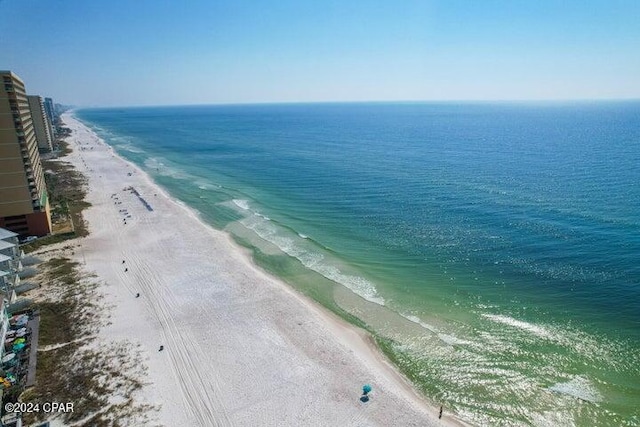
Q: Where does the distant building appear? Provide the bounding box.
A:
[27,96,54,152]
[44,97,56,135]
[0,71,52,237]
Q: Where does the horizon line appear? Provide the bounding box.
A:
[67,98,640,110]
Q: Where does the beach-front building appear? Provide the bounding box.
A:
[0,226,35,427]
[0,269,13,300]
[0,300,9,390]
[0,261,19,303]
[0,229,22,272]
[44,97,56,136]
[0,71,52,237]
[0,300,8,352]
[0,229,18,247]
[0,229,22,302]
[0,255,13,275]
[27,96,54,152]
[0,243,22,273]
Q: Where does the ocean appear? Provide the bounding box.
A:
[76,102,640,426]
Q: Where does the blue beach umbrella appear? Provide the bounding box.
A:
[363,384,372,394]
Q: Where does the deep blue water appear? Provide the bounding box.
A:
[77,102,640,425]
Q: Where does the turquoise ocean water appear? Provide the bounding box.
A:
[77,102,639,426]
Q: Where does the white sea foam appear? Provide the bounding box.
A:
[401,314,438,333]
[549,376,602,403]
[298,233,309,239]
[194,180,214,190]
[144,158,161,169]
[117,144,144,154]
[143,157,192,181]
[437,333,473,346]
[232,199,250,210]
[400,314,472,345]
[318,265,385,306]
[482,314,552,339]
[241,215,384,305]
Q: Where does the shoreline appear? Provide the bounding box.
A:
[62,112,465,426]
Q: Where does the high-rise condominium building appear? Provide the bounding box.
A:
[44,97,56,136]
[28,95,54,152]
[0,71,52,236]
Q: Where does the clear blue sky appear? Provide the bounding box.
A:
[1,0,639,106]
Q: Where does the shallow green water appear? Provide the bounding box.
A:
[77,102,640,425]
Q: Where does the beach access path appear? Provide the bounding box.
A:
[62,112,460,426]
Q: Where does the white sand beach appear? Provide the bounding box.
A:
[61,112,460,426]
